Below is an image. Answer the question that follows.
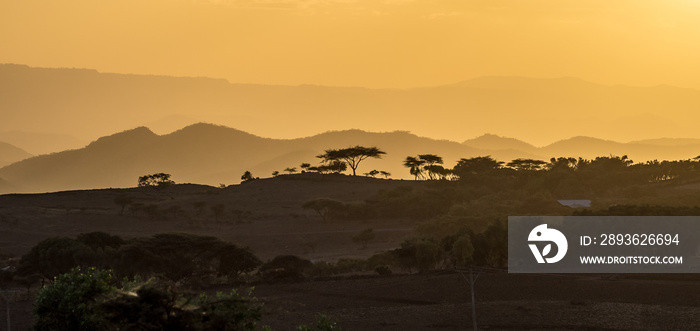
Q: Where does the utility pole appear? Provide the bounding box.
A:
[470,269,478,331]
[0,289,21,331]
[457,268,480,331]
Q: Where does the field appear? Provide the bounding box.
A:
[5,272,700,330]
[3,173,700,330]
[0,174,420,261]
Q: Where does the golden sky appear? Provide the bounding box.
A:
[2,0,700,89]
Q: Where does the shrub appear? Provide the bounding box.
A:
[374,265,392,275]
[259,255,313,281]
[33,267,115,331]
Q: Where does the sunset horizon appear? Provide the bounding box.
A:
[5,1,700,329]
[3,0,700,89]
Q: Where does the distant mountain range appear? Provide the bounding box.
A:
[2,123,700,194]
[0,142,32,168]
[0,131,85,156]
[3,63,700,145]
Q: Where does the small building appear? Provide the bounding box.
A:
[557,200,591,208]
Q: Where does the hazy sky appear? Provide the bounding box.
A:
[3,0,700,89]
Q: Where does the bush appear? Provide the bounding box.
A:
[374,265,392,275]
[33,267,115,331]
[32,267,263,331]
[101,283,262,330]
[17,237,97,281]
[259,255,313,281]
[297,313,341,331]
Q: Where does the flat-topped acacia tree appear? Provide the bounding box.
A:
[317,146,386,176]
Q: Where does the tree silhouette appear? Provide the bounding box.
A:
[380,171,391,179]
[418,154,443,180]
[424,164,450,180]
[352,228,375,249]
[138,173,174,188]
[403,156,425,180]
[284,167,297,174]
[113,195,133,215]
[507,158,547,171]
[218,245,261,280]
[453,156,504,176]
[302,198,344,222]
[547,157,578,171]
[404,154,446,180]
[317,146,386,176]
[241,171,255,182]
[316,160,347,174]
[365,169,379,177]
[17,237,97,281]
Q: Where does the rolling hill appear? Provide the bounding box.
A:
[2,123,700,194]
[0,124,484,193]
[462,134,539,154]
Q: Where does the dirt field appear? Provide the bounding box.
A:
[4,272,700,330]
[0,174,421,261]
[3,174,700,330]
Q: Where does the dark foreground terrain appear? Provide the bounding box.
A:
[4,172,700,330]
[4,272,700,330]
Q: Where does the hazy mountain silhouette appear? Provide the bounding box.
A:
[462,134,539,154]
[0,141,32,167]
[0,124,481,193]
[144,114,201,135]
[539,137,700,161]
[447,76,601,91]
[4,64,700,145]
[0,131,84,155]
[3,123,700,193]
[461,134,700,162]
[628,138,700,146]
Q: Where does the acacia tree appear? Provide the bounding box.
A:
[365,169,380,177]
[302,198,345,222]
[404,154,446,180]
[507,158,548,171]
[138,173,174,188]
[403,156,426,180]
[418,154,445,180]
[317,146,386,176]
[452,156,504,176]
